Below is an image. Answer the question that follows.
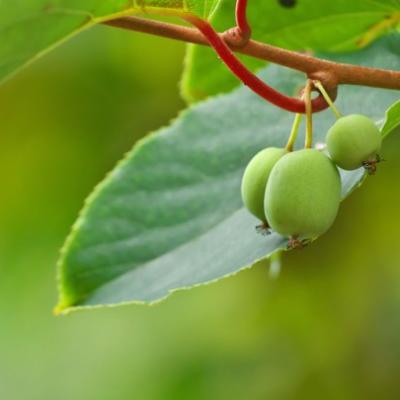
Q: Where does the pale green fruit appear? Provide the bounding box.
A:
[241,147,287,222]
[326,114,381,170]
[264,149,341,239]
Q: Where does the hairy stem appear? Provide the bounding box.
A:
[103,16,400,92]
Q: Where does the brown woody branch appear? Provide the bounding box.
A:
[103,16,400,92]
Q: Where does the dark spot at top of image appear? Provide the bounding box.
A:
[278,0,297,8]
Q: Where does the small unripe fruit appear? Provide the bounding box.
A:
[241,147,287,222]
[264,149,341,239]
[326,114,381,170]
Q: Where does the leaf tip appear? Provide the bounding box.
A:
[53,300,73,316]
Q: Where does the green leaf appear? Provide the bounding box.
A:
[182,0,400,101]
[0,0,220,84]
[57,36,400,313]
[382,100,400,137]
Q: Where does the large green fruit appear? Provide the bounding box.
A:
[264,149,341,239]
[326,114,382,170]
[241,147,287,222]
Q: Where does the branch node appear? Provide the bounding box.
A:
[307,71,339,108]
[222,26,251,48]
[308,70,338,93]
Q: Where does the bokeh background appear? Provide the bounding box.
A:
[1,23,400,400]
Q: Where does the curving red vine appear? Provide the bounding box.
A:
[183,0,331,114]
[103,2,400,108]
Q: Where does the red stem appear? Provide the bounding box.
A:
[104,16,400,92]
[236,0,251,39]
[184,15,329,114]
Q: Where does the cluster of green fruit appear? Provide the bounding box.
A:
[241,114,382,247]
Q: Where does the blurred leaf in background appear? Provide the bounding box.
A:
[0,0,221,85]
[1,5,400,400]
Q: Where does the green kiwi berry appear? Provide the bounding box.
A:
[326,114,381,170]
[241,147,287,222]
[264,149,341,239]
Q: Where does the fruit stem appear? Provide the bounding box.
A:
[313,80,342,119]
[286,113,303,152]
[304,80,313,149]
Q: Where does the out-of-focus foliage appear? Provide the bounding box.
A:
[1,5,400,400]
[1,29,400,393]
[182,0,400,101]
[0,0,220,84]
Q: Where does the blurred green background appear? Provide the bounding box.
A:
[1,24,400,400]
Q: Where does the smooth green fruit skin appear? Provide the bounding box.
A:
[326,114,381,170]
[241,147,287,222]
[264,149,341,239]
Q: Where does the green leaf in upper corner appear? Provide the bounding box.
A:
[181,0,400,102]
[56,36,400,313]
[0,0,221,85]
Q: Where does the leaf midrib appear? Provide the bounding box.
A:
[258,12,391,41]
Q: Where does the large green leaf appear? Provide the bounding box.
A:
[0,0,220,84]
[182,0,400,101]
[57,36,400,313]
